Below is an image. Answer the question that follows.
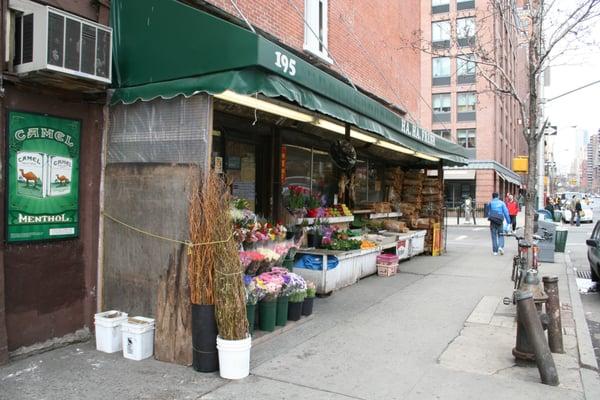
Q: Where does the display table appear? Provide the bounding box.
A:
[409,230,427,256]
[293,248,380,294]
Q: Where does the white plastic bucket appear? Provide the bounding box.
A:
[94,310,128,353]
[216,335,251,379]
[121,316,155,361]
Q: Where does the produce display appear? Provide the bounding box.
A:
[324,238,361,251]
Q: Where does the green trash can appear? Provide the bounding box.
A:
[553,210,562,223]
[555,228,568,253]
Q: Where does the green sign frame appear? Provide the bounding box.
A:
[6,111,80,242]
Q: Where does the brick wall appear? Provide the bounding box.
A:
[202,0,422,118]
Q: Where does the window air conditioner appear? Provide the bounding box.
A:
[9,0,112,85]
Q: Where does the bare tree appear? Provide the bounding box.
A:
[411,0,600,241]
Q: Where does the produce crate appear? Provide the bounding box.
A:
[377,264,396,277]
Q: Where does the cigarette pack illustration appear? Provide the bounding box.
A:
[16,152,47,198]
[49,156,73,196]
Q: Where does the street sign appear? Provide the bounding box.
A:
[544,125,558,135]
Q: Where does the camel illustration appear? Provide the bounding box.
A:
[19,169,38,188]
[56,174,70,185]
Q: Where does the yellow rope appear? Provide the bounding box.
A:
[101,211,234,254]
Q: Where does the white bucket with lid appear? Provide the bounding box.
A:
[94,310,128,353]
[216,335,251,380]
[121,316,155,361]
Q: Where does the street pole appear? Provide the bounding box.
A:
[538,136,545,210]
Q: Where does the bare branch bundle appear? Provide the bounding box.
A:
[188,171,218,305]
[209,174,248,341]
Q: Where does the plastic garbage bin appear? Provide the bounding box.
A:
[555,228,568,253]
[553,210,562,223]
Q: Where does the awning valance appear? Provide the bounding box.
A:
[111,0,469,165]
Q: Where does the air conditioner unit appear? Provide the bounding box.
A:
[9,0,111,85]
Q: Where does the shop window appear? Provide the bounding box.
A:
[355,160,383,204]
[225,140,257,211]
[432,0,449,14]
[457,54,476,84]
[432,93,451,123]
[457,128,476,148]
[457,92,476,121]
[433,129,452,140]
[432,20,451,49]
[457,0,475,11]
[432,57,451,86]
[457,17,476,47]
[304,0,331,63]
[283,145,336,204]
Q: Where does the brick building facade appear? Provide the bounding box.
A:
[197,0,422,120]
[420,0,529,207]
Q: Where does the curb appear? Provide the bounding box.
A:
[564,252,600,399]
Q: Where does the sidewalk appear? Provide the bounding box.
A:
[445,209,527,227]
[1,237,599,399]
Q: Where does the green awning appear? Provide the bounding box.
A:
[111,0,469,165]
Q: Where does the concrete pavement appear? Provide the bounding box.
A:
[1,226,599,399]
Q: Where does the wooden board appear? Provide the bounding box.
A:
[154,244,192,366]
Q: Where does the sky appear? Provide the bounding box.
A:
[544,8,600,176]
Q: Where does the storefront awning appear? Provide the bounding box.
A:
[444,160,522,185]
[110,0,469,166]
[444,169,476,180]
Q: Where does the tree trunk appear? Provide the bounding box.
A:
[524,138,538,242]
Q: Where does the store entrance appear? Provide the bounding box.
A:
[211,122,274,218]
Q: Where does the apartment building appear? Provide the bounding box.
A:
[421,0,528,207]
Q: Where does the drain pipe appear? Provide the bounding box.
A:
[516,291,559,386]
[543,276,564,353]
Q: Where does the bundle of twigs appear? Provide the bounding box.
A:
[188,172,218,305]
[210,174,248,340]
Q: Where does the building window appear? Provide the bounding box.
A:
[457,54,476,84]
[457,0,476,10]
[457,129,476,148]
[432,93,451,123]
[432,57,451,86]
[457,17,475,47]
[433,129,452,140]
[457,92,476,121]
[304,0,331,62]
[432,0,449,13]
[432,21,451,49]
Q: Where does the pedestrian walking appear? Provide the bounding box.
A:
[506,193,519,231]
[575,198,582,227]
[569,195,577,225]
[487,192,511,256]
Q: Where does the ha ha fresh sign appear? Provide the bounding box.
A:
[6,111,80,242]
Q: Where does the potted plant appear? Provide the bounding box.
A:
[244,276,263,335]
[188,173,220,373]
[256,273,283,332]
[211,173,251,380]
[302,281,316,316]
[287,273,307,321]
[282,185,307,218]
[274,268,293,326]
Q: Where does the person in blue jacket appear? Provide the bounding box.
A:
[487,192,511,255]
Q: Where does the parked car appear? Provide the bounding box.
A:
[562,206,594,223]
[585,221,600,283]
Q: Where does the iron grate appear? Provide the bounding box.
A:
[577,269,592,280]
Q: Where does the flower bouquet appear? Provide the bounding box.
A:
[244,275,265,335]
[282,185,308,217]
[239,250,266,275]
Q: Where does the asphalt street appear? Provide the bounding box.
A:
[562,207,600,368]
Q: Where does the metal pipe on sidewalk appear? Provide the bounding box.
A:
[516,291,559,386]
[543,276,564,353]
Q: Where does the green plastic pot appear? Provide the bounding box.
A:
[246,303,256,335]
[276,295,289,326]
[282,259,294,272]
[258,299,277,332]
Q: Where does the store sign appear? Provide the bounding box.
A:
[6,111,80,242]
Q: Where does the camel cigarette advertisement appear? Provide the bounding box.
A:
[7,111,80,242]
